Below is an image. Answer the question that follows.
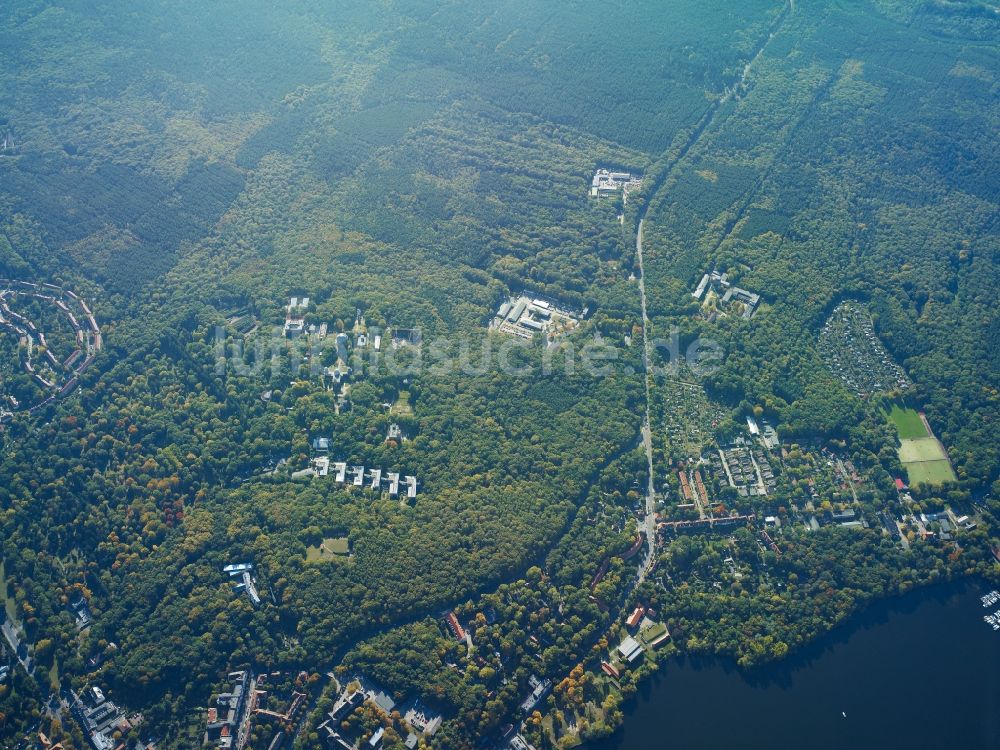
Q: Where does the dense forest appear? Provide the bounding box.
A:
[0,1,997,749]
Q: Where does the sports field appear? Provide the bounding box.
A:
[887,404,928,439]
[905,460,956,486]
[898,437,956,486]
[887,403,956,486]
[898,437,947,463]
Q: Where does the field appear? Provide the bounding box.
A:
[905,459,957,487]
[390,390,414,417]
[887,405,929,440]
[898,437,946,464]
[305,537,351,563]
[886,405,955,486]
[897,437,956,487]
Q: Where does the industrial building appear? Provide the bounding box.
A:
[491,294,581,341]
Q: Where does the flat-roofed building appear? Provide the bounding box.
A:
[386,472,400,496]
[617,635,644,663]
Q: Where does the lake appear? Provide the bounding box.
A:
[589,580,1000,749]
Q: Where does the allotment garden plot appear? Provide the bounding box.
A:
[819,302,910,397]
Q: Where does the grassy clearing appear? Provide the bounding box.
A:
[391,389,414,416]
[305,536,351,562]
[0,558,17,622]
[887,404,928,439]
[49,655,60,691]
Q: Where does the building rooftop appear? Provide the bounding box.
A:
[626,606,645,629]
[617,636,644,662]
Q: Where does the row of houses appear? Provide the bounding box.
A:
[658,513,757,535]
[444,611,466,642]
[302,446,419,499]
[282,298,400,357]
[0,279,101,409]
[205,671,251,749]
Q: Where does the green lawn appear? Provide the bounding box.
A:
[905,460,956,487]
[898,437,947,463]
[49,655,61,691]
[638,621,668,649]
[897,437,956,486]
[391,389,414,416]
[0,558,17,622]
[887,404,928,440]
[305,536,351,562]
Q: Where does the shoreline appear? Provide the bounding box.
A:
[582,574,998,748]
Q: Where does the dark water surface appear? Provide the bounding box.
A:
[589,581,1000,749]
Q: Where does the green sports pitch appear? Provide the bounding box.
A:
[898,437,946,463]
[888,404,957,486]
[898,437,956,485]
[905,460,956,487]
[887,404,929,440]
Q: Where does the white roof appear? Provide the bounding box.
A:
[618,635,642,660]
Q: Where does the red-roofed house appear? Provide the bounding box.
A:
[445,611,466,642]
[626,606,645,629]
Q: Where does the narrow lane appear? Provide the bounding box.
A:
[630,1,793,584]
[634,218,658,585]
